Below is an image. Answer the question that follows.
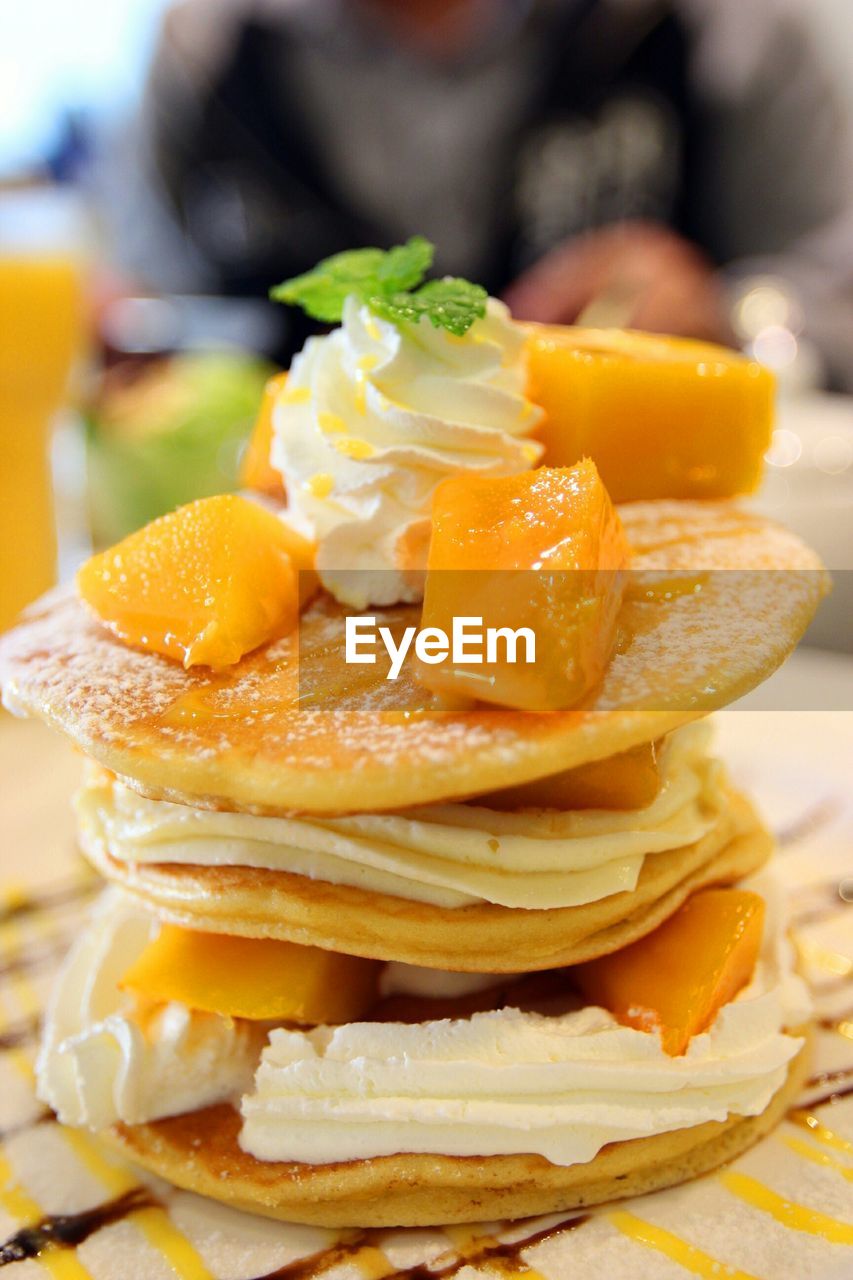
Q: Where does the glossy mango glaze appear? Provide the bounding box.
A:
[574,888,766,1055]
[483,739,661,811]
[120,925,380,1024]
[77,494,313,669]
[240,371,287,500]
[418,460,630,712]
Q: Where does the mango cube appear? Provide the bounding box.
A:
[240,371,287,500]
[524,326,774,502]
[418,461,630,712]
[483,740,661,811]
[574,888,766,1055]
[78,494,303,668]
[120,925,380,1024]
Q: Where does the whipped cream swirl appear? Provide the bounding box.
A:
[37,891,262,1129]
[241,873,808,1166]
[271,296,543,606]
[38,878,807,1162]
[76,724,723,911]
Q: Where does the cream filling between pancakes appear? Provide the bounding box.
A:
[76,722,724,910]
[37,878,808,1168]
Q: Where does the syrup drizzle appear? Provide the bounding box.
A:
[802,1066,853,1108]
[0,1188,155,1265]
[816,1006,853,1035]
[0,940,66,986]
[252,1215,589,1279]
[0,1013,40,1052]
[788,876,852,926]
[788,1107,853,1153]
[776,796,844,849]
[0,1111,54,1141]
[0,1107,54,1141]
[720,1170,853,1245]
[610,1209,758,1280]
[0,825,848,1274]
[0,878,96,927]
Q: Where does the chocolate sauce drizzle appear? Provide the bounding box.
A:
[815,1006,853,1031]
[252,1214,590,1279]
[0,878,96,928]
[0,851,848,1274]
[0,1013,40,1053]
[393,1215,591,1279]
[776,797,843,849]
[0,1107,54,1142]
[803,1065,853,1109]
[0,1188,155,1266]
[0,942,66,986]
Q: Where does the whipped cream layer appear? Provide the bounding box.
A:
[242,873,809,1166]
[270,295,542,606]
[77,724,723,911]
[39,878,807,1163]
[37,891,263,1129]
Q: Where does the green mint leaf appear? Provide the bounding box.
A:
[269,238,487,335]
[268,273,352,324]
[368,277,488,336]
[375,235,434,292]
[269,239,432,323]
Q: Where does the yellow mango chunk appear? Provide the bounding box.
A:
[240,371,287,500]
[78,494,302,669]
[525,326,774,502]
[483,740,661,812]
[120,925,380,1024]
[418,461,630,712]
[574,889,766,1055]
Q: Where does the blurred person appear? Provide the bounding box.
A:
[103,0,853,384]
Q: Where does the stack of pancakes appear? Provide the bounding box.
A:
[0,498,828,1227]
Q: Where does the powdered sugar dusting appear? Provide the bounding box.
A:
[0,504,827,812]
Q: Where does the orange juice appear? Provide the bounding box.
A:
[0,254,82,631]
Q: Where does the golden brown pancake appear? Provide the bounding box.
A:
[0,503,827,815]
[106,1038,808,1228]
[83,788,771,970]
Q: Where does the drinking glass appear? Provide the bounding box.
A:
[0,189,86,631]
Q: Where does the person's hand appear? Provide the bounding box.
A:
[503,221,733,344]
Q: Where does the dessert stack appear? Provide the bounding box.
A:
[0,239,829,1227]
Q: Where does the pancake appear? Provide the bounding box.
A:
[0,503,827,815]
[82,787,771,970]
[107,1037,808,1228]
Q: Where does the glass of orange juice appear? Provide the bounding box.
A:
[0,189,86,632]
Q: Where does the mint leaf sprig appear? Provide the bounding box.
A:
[270,236,488,337]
